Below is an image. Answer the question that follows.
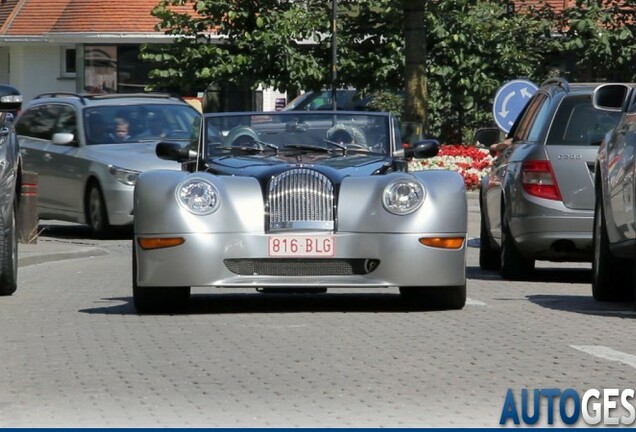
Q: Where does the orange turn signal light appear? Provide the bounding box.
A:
[418,237,465,249]
[138,237,185,250]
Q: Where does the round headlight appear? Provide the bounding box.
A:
[382,179,425,215]
[176,178,220,215]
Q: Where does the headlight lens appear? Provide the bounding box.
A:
[108,165,139,186]
[177,178,220,215]
[382,179,425,215]
[0,95,22,103]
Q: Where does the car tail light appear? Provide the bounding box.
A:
[521,160,562,201]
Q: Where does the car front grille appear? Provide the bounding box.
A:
[267,168,335,231]
[224,259,380,276]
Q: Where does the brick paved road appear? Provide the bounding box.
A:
[0,194,634,427]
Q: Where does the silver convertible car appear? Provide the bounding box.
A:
[132,111,468,313]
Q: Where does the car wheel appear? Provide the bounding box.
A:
[591,197,633,301]
[132,243,190,314]
[479,208,500,271]
[87,184,112,238]
[500,210,534,280]
[399,285,466,310]
[0,199,18,296]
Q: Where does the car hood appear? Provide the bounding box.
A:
[206,153,393,180]
[85,142,182,172]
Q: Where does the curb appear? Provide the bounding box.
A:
[18,247,109,268]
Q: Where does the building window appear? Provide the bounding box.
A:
[84,46,117,93]
[61,47,76,78]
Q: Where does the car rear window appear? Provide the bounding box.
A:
[546,94,621,146]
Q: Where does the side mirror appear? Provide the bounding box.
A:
[592,84,631,112]
[473,127,503,147]
[52,132,76,146]
[156,142,197,162]
[404,139,439,159]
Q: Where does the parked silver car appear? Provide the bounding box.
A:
[590,83,635,302]
[132,111,467,313]
[479,78,621,280]
[15,93,200,237]
[0,85,22,295]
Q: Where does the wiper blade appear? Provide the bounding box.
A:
[323,139,347,151]
[283,144,331,153]
[324,139,374,154]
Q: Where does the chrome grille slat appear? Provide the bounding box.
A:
[267,169,334,231]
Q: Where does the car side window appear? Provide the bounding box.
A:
[512,93,548,142]
[53,105,78,138]
[15,104,62,140]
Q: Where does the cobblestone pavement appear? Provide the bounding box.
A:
[1,193,634,427]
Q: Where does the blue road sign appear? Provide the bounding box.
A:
[493,79,538,133]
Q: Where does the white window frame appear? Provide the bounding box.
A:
[60,46,77,78]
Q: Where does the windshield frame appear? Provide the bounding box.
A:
[203,111,393,159]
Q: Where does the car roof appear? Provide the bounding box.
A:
[25,92,188,108]
[0,84,20,96]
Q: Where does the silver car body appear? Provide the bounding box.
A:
[0,92,22,295]
[590,83,636,302]
[480,80,621,278]
[15,93,200,231]
[133,111,467,312]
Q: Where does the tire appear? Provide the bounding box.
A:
[479,208,500,271]
[0,200,17,296]
[499,210,534,280]
[399,285,466,310]
[86,183,112,238]
[591,197,633,301]
[132,242,190,314]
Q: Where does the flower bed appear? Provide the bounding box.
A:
[408,144,494,190]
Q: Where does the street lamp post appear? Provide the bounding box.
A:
[331,0,337,110]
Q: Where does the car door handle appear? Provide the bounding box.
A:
[43,153,53,162]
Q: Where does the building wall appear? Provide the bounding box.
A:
[0,47,8,83]
[9,45,75,102]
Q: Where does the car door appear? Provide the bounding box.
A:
[45,104,87,218]
[604,108,636,241]
[484,92,549,245]
[16,104,62,212]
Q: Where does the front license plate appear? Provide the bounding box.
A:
[268,235,335,257]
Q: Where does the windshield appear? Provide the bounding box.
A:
[83,104,199,145]
[204,112,391,157]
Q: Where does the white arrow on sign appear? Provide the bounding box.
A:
[498,91,515,118]
[520,87,532,98]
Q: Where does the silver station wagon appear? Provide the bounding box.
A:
[15,93,200,237]
[479,78,621,280]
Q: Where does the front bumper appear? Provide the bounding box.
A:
[135,232,466,288]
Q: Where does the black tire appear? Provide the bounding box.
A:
[132,242,190,313]
[399,285,466,310]
[0,200,17,296]
[500,211,534,280]
[86,183,112,238]
[591,197,633,301]
[479,209,500,271]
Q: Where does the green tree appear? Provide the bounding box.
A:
[552,0,636,81]
[143,0,636,143]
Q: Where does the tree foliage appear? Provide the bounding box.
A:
[143,0,636,143]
